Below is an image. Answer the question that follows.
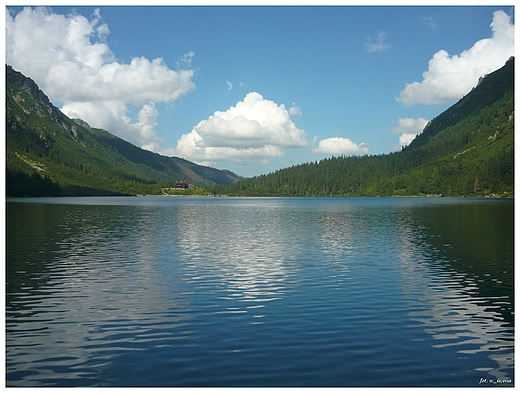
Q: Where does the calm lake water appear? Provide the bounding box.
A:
[6,196,514,387]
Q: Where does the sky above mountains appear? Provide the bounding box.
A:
[5,5,515,177]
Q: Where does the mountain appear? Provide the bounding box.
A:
[405,56,514,151]
[6,65,242,197]
[213,57,514,197]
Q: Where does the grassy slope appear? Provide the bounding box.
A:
[6,65,241,196]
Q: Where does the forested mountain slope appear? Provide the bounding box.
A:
[214,57,514,197]
[6,65,242,196]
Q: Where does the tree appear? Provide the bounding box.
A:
[474,175,480,194]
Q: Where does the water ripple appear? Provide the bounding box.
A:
[6,197,514,387]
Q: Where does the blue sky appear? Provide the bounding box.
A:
[5,5,515,177]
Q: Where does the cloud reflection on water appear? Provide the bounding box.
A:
[396,207,513,381]
[6,197,514,386]
[173,203,300,322]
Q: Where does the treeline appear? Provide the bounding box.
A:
[212,84,513,197]
[6,59,513,198]
[6,169,62,197]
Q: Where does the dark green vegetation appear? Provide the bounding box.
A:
[7,57,514,198]
[213,57,514,197]
[6,65,242,197]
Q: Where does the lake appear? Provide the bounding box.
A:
[6,196,514,387]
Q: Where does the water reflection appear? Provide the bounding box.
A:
[318,210,356,262]
[396,201,514,381]
[6,197,514,387]
[6,203,194,386]
[173,202,301,322]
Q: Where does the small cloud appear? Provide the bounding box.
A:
[227,81,233,91]
[390,117,429,135]
[311,137,369,155]
[390,117,428,148]
[177,51,195,69]
[365,31,391,53]
[398,133,417,148]
[422,16,438,29]
[90,8,110,39]
[397,10,514,106]
[289,103,302,117]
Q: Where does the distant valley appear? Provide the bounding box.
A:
[6,58,514,197]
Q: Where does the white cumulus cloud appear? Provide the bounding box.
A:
[5,6,196,152]
[390,117,429,148]
[174,92,308,165]
[311,137,369,155]
[397,10,514,106]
